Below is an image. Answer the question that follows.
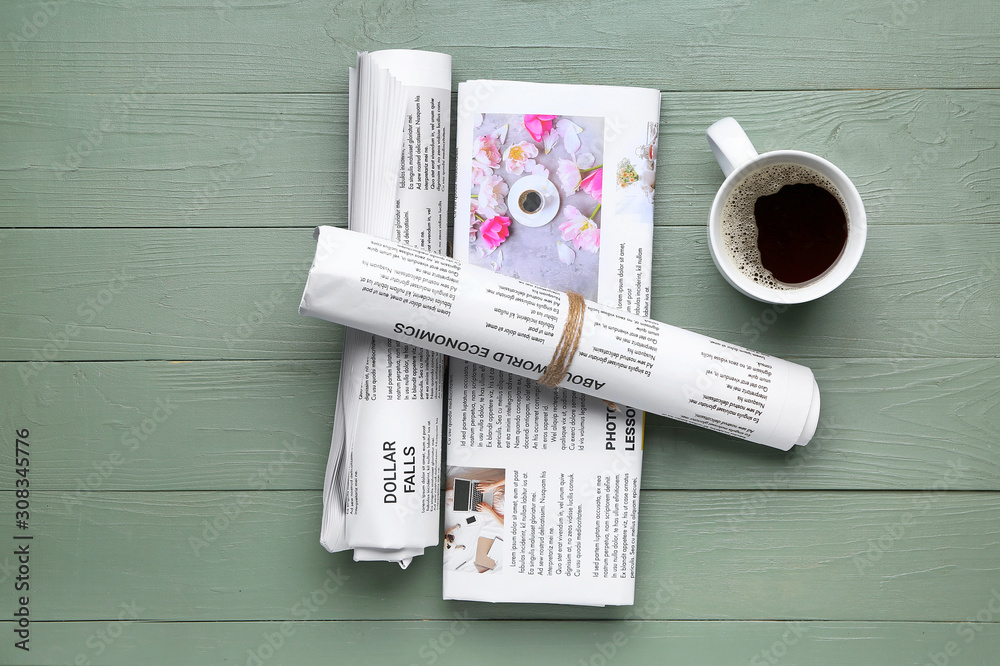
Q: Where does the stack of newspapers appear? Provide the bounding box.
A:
[305,51,818,606]
[316,51,662,605]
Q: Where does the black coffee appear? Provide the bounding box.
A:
[753,183,847,284]
[721,164,849,289]
[519,190,542,213]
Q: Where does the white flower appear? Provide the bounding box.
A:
[557,159,582,195]
[476,174,508,219]
[471,162,493,186]
[503,141,539,175]
[527,162,550,179]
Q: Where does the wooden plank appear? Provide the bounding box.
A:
[0,90,994,228]
[5,620,1000,666]
[1,1,999,93]
[0,361,335,492]
[658,89,1000,233]
[1,359,997,492]
[4,490,998,622]
[640,356,1000,489]
[2,225,998,360]
[0,93,347,228]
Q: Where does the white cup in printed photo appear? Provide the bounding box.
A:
[706,117,867,304]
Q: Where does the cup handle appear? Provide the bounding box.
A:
[706,117,758,178]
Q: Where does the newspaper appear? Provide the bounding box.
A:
[444,81,661,605]
[299,227,822,599]
[299,227,820,450]
[320,50,451,567]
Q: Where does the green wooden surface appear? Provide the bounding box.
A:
[2,490,998,622]
[2,0,999,664]
[1,90,996,228]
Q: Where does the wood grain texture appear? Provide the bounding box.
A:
[0,90,995,228]
[1,359,997,492]
[1,225,997,360]
[2,0,999,658]
[1,0,999,93]
[3,490,998,622]
[4,620,999,666]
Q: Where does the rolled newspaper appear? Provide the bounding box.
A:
[323,50,451,568]
[301,225,821,451]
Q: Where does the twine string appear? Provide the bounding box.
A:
[538,292,586,389]
[536,292,621,412]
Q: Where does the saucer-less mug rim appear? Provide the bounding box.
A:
[708,148,867,305]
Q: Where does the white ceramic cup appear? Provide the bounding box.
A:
[706,117,866,304]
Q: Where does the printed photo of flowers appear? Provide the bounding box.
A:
[468,112,605,301]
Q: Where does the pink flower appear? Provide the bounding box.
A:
[559,205,600,253]
[503,141,539,175]
[472,134,501,168]
[575,226,600,252]
[523,114,557,142]
[556,159,582,195]
[580,168,602,202]
[476,174,508,219]
[480,215,511,251]
[471,162,493,186]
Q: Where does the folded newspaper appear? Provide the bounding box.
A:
[320,50,451,568]
[443,81,661,605]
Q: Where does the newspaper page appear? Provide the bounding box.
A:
[444,81,661,605]
[320,50,451,568]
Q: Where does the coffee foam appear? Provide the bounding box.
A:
[721,163,848,290]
